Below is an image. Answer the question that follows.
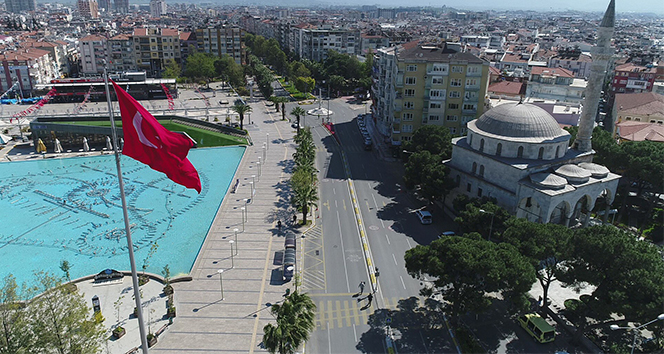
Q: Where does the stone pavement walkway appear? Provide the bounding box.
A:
[154,99,301,353]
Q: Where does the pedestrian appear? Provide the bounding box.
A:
[277,220,282,231]
[358,281,365,295]
[367,293,373,306]
[292,214,297,225]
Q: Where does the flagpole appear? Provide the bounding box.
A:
[103,64,150,353]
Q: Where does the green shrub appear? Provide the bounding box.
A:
[456,327,485,353]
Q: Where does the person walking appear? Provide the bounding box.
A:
[277,220,282,232]
[366,293,373,306]
[292,214,297,226]
[358,281,365,295]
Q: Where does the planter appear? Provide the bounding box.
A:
[147,334,157,348]
[167,306,176,318]
[133,307,138,318]
[138,274,149,286]
[112,326,126,339]
[163,284,173,296]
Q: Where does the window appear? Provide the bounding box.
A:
[404,101,414,109]
[467,183,472,192]
[465,91,478,100]
[518,146,524,158]
[449,91,460,98]
[432,64,448,73]
[467,66,480,74]
[429,115,440,121]
[450,127,457,134]
[479,139,484,152]
[452,65,464,73]
[462,116,474,123]
[496,143,502,156]
[472,162,477,174]
[402,124,413,132]
[404,89,415,97]
[407,65,418,72]
[450,78,462,87]
[538,147,544,159]
[463,104,477,110]
[465,78,478,86]
[432,76,445,85]
[477,188,483,197]
[430,89,444,98]
[448,103,459,109]
[430,102,442,109]
[405,77,416,85]
[446,115,458,121]
[479,165,484,177]
[555,146,560,158]
[402,113,413,121]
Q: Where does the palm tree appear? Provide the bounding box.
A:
[290,167,318,224]
[231,99,252,130]
[263,291,316,354]
[290,106,307,132]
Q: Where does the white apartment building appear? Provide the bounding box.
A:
[78,34,108,75]
[371,46,397,137]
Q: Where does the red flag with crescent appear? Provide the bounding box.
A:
[111,81,201,193]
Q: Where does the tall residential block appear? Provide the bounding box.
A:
[79,34,108,75]
[149,0,167,18]
[196,26,244,65]
[132,28,180,78]
[5,0,36,13]
[77,0,99,19]
[374,42,489,146]
[114,0,128,14]
[108,34,137,73]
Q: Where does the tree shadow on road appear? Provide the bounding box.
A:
[357,296,455,354]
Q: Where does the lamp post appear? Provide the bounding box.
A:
[243,198,248,219]
[233,228,239,254]
[610,314,664,354]
[240,207,245,231]
[266,133,269,151]
[478,209,495,241]
[229,240,235,268]
[257,161,261,177]
[217,269,224,300]
[249,182,254,202]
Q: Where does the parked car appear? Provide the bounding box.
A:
[364,139,372,151]
[415,210,432,224]
[518,313,555,343]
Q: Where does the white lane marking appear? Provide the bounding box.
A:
[333,187,336,195]
[400,275,407,290]
[380,219,385,228]
[385,234,390,245]
[315,128,323,139]
[335,200,338,208]
[353,324,358,342]
[406,238,412,249]
[392,253,398,265]
[337,210,351,293]
[371,193,379,208]
[328,326,332,354]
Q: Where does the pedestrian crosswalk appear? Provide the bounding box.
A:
[313,296,402,330]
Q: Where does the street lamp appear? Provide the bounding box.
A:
[240,207,245,231]
[478,209,495,241]
[229,240,235,268]
[610,314,664,354]
[233,228,239,253]
[217,269,225,300]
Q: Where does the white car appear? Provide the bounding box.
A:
[415,210,432,224]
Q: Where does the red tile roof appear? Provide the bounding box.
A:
[531,67,574,78]
[488,81,524,95]
[615,92,664,116]
[616,121,664,142]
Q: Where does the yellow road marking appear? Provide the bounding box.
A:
[335,300,343,328]
[342,199,347,211]
[352,300,361,325]
[344,300,351,327]
[327,300,334,329]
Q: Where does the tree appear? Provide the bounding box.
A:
[328,75,346,97]
[59,260,71,283]
[183,52,216,82]
[405,125,453,159]
[262,291,316,354]
[289,61,311,81]
[405,235,535,329]
[294,77,315,96]
[502,219,572,311]
[28,272,105,354]
[290,167,318,225]
[214,55,245,89]
[616,141,664,197]
[454,202,512,241]
[404,150,440,189]
[231,99,252,130]
[162,59,181,79]
[290,107,307,132]
[556,226,664,342]
[0,275,33,353]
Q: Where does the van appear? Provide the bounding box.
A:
[415,210,432,224]
[282,248,296,281]
[518,313,555,343]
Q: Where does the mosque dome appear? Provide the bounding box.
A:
[474,102,563,138]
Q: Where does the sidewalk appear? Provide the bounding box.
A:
[362,112,398,162]
[154,98,300,353]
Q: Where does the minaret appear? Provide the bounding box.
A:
[573,0,615,152]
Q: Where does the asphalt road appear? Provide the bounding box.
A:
[299,97,459,354]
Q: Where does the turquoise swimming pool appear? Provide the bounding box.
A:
[0,146,245,284]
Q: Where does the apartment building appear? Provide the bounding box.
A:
[382,42,489,145]
[5,0,36,14]
[77,0,99,19]
[114,0,128,14]
[548,47,592,79]
[149,0,166,18]
[0,48,58,95]
[108,34,137,72]
[360,34,389,55]
[526,67,586,104]
[611,63,657,94]
[132,28,180,78]
[295,27,360,62]
[372,46,397,137]
[79,34,108,75]
[196,26,244,65]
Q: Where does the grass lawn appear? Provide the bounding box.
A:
[51,120,247,147]
[277,78,314,101]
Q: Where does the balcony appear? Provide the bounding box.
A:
[462,108,477,115]
[463,95,479,102]
[466,70,482,77]
[464,85,480,91]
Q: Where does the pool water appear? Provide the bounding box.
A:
[0,146,245,284]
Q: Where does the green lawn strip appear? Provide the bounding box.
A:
[48,120,246,147]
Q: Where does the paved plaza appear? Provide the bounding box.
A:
[0,86,305,353]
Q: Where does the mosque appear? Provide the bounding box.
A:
[444,0,620,226]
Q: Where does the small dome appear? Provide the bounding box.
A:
[474,102,563,138]
[554,164,592,184]
[579,162,610,178]
[530,172,567,189]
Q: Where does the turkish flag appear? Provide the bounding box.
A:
[112,81,201,193]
